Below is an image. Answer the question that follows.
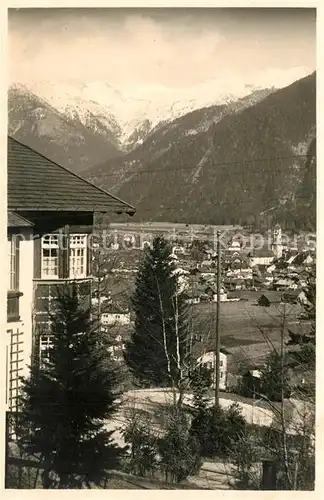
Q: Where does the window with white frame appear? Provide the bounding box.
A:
[41,235,59,278]
[69,234,87,278]
[41,233,88,279]
[39,335,54,366]
[8,235,19,290]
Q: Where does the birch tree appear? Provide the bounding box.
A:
[124,236,195,405]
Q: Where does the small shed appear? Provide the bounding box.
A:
[257,292,283,307]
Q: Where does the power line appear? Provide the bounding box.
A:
[89,153,311,179]
[121,193,315,213]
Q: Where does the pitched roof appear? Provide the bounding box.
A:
[7,137,135,215]
[257,292,283,303]
[8,211,34,228]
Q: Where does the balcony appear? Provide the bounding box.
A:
[7,291,23,323]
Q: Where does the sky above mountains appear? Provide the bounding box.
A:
[9,8,316,127]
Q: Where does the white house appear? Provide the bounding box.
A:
[249,249,275,267]
[172,245,186,255]
[101,311,131,326]
[228,240,241,253]
[6,214,35,414]
[211,293,240,303]
[91,295,110,306]
[196,350,228,390]
[184,291,201,304]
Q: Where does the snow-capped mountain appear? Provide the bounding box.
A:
[8,79,278,175]
[9,64,312,152]
[10,78,278,152]
[8,84,123,174]
[84,72,316,228]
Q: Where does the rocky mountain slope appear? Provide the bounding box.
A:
[9,81,277,159]
[86,88,276,189]
[86,73,316,229]
[8,84,123,174]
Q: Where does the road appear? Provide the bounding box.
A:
[103,388,277,489]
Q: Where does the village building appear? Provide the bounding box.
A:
[172,244,186,255]
[184,290,201,305]
[91,293,111,306]
[228,240,242,254]
[101,304,132,327]
[103,325,134,362]
[223,277,246,291]
[205,285,227,302]
[195,350,228,390]
[6,136,135,413]
[271,224,283,259]
[273,278,298,291]
[257,292,283,307]
[249,248,276,267]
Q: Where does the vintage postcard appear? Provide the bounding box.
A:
[2,2,319,493]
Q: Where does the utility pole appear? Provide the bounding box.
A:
[214,230,221,408]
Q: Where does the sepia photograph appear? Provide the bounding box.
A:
[5,5,316,490]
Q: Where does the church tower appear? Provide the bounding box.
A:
[272,224,283,259]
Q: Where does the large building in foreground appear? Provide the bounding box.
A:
[6,136,135,413]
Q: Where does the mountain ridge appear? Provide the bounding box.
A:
[85,72,316,229]
[8,82,277,171]
[8,73,316,230]
[8,84,123,173]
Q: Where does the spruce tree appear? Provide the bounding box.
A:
[124,236,189,388]
[17,284,125,488]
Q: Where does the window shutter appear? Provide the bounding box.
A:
[87,234,92,276]
[15,236,20,290]
[34,235,41,279]
[59,226,70,279]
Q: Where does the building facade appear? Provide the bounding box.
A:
[196,350,228,391]
[101,312,132,327]
[6,137,135,413]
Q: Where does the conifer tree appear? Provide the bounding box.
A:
[259,350,291,402]
[124,236,189,389]
[17,284,125,488]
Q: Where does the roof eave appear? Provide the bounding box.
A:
[9,206,136,216]
[7,211,35,228]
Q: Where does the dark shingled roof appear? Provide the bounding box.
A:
[8,211,34,228]
[8,137,135,215]
[257,292,283,304]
